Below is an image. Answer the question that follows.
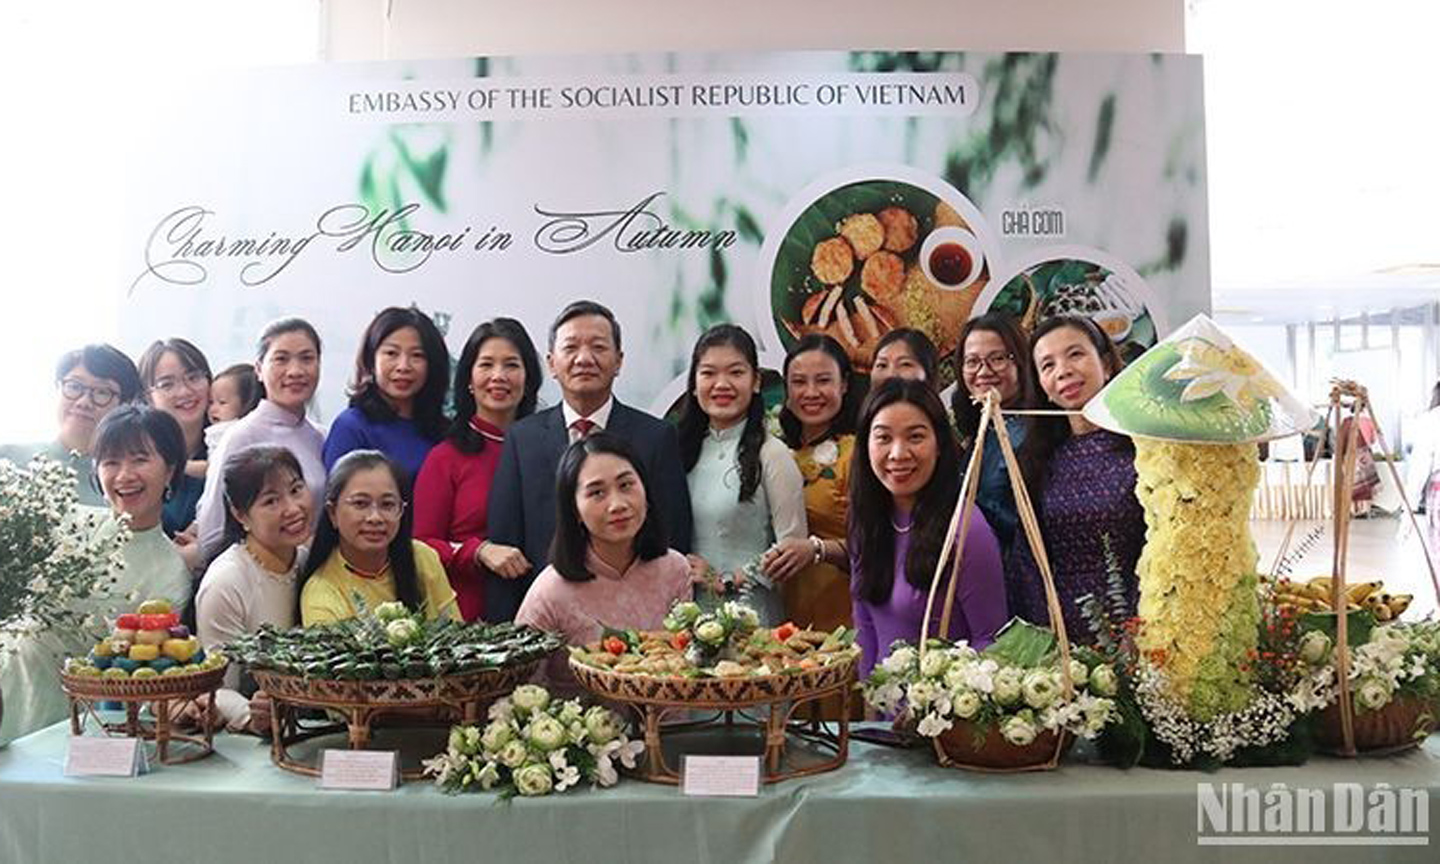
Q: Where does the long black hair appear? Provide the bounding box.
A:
[1015,314,1130,502]
[92,405,188,499]
[951,312,1036,449]
[348,307,450,441]
[849,379,965,605]
[299,450,422,613]
[446,318,542,454]
[779,334,864,449]
[677,324,765,502]
[550,432,667,582]
[874,327,939,384]
[217,445,306,556]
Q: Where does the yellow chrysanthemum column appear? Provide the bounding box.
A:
[1085,314,1316,723]
[1132,440,1261,719]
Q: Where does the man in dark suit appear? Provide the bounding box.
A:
[484,300,693,621]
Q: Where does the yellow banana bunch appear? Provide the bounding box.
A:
[1272,576,1411,620]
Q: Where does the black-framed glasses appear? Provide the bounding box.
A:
[961,353,1015,373]
[150,370,209,396]
[60,378,121,407]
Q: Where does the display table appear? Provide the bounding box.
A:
[2,722,1437,864]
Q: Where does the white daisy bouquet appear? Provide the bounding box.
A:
[423,685,642,797]
[0,454,129,652]
[861,621,1121,747]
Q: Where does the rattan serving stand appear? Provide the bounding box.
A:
[569,652,859,785]
[60,664,227,765]
[253,662,540,781]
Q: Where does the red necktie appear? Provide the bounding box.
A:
[571,418,597,439]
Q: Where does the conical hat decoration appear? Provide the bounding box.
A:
[1084,313,1317,443]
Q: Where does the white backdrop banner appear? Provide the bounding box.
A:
[117,50,1209,420]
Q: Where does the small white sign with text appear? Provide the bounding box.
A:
[319,750,399,791]
[65,736,148,777]
[681,755,761,797]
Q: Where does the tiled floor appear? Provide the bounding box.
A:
[1251,516,1439,620]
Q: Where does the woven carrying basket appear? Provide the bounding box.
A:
[1316,695,1437,756]
[936,722,1074,771]
[917,394,1075,772]
[1270,381,1440,758]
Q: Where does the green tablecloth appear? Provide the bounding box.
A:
[2,723,1437,864]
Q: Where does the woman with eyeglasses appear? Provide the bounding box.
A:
[950,313,1036,554]
[138,338,213,545]
[299,450,459,625]
[1,344,141,507]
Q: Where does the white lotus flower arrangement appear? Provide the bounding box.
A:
[1334,621,1440,714]
[423,685,642,797]
[861,622,1121,751]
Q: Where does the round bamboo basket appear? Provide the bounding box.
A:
[60,663,227,764]
[252,661,540,781]
[935,721,1074,771]
[569,651,860,784]
[1316,695,1436,756]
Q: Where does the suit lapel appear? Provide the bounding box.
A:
[543,405,568,454]
[607,400,633,437]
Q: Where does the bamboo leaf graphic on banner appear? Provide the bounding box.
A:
[392,131,449,212]
[1087,94,1116,183]
[940,53,1057,196]
[732,205,762,246]
[357,127,453,237]
[729,118,749,163]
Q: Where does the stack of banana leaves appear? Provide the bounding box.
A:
[226,620,562,681]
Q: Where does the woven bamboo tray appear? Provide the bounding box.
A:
[60,664,227,764]
[569,652,859,784]
[1316,695,1437,756]
[935,722,1075,772]
[252,661,539,780]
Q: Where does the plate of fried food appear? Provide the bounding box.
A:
[759,166,999,378]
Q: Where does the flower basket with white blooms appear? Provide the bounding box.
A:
[862,621,1121,770]
[0,455,130,730]
[423,684,642,797]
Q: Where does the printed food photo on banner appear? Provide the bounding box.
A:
[761,169,1000,388]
